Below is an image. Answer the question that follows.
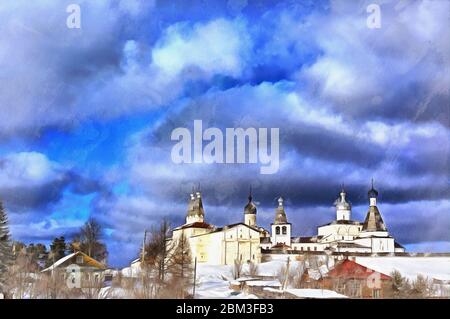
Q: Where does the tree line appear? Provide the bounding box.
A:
[0,200,108,298]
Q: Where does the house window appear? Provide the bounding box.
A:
[282,226,287,235]
[76,256,83,264]
[335,281,345,294]
[307,247,310,251]
[314,247,317,251]
[347,280,362,298]
[372,289,381,299]
[252,254,255,260]
[300,247,303,251]
[275,226,280,235]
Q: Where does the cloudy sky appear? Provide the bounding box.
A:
[0,0,449,267]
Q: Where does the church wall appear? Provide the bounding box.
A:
[318,224,361,241]
[291,243,325,252]
[188,224,261,265]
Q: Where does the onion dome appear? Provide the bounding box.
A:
[334,187,352,210]
[368,179,379,199]
[244,189,257,215]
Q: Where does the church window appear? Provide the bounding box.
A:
[275,227,280,235]
[282,226,287,235]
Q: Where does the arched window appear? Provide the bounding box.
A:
[275,226,280,235]
[282,226,287,235]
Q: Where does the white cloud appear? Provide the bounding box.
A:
[152,18,249,79]
[0,152,63,188]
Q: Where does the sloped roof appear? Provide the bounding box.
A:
[318,220,362,227]
[174,221,213,230]
[42,251,106,272]
[362,205,387,232]
[327,259,391,280]
[394,241,404,249]
[291,236,323,243]
[189,222,262,237]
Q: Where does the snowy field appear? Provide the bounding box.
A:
[112,257,450,299]
[354,256,450,281]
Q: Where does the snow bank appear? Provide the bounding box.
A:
[99,287,130,299]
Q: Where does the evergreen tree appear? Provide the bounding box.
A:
[390,269,410,298]
[46,236,67,267]
[0,200,13,295]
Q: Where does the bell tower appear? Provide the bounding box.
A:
[271,197,291,247]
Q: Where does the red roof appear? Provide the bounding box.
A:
[327,259,391,280]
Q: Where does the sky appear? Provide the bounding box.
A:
[0,0,449,267]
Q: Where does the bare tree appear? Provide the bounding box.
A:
[293,261,306,288]
[77,218,108,262]
[168,232,194,298]
[232,258,243,280]
[277,257,294,290]
[144,219,172,296]
[246,261,258,277]
[80,272,105,299]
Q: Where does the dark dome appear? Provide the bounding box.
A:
[244,201,257,215]
[368,187,379,198]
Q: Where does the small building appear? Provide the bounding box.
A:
[42,251,107,288]
[323,259,392,298]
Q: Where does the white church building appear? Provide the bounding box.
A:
[169,182,405,265]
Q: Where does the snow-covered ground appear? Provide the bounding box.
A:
[112,257,450,298]
[354,256,450,281]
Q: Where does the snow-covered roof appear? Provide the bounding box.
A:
[42,253,77,272]
[245,280,281,287]
[42,251,106,272]
[285,289,348,299]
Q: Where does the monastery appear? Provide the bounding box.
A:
[169,182,405,265]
